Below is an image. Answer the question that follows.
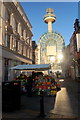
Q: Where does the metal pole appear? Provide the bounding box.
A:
[39,90,45,117]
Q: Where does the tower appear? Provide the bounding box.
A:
[43,8,56,33]
[38,8,65,76]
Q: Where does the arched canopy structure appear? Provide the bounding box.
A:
[38,32,65,64]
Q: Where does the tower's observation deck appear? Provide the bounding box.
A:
[43,8,56,32]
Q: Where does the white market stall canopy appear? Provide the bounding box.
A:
[10,64,51,71]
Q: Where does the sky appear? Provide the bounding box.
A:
[20,2,78,46]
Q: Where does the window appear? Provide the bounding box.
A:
[6,34,10,48]
[19,43,22,54]
[6,9,10,24]
[21,28,24,37]
[27,37,30,44]
[13,39,18,52]
[22,45,24,55]
[4,58,9,81]
[15,20,18,32]
[13,39,16,51]
[27,48,29,58]
[23,46,26,56]
[26,34,29,43]
[24,30,26,40]
[17,41,20,52]
[16,40,18,51]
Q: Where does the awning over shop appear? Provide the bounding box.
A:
[10,64,51,71]
[2,47,32,64]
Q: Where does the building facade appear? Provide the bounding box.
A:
[65,45,71,77]
[69,32,76,79]
[67,19,80,80]
[35,46,38,64]
[74,19,80,79]
[0,2,33,81]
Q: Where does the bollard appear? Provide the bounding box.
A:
[39,90,46,117]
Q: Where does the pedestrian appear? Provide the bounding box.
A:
[26,75,33,97]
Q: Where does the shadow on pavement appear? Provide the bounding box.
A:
[2,94,56,119]
[21,95,56,114]
[59,78,79,117]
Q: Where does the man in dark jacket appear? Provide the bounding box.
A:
[26,75,33,97]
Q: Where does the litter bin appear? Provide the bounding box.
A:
[2,80,21,111]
